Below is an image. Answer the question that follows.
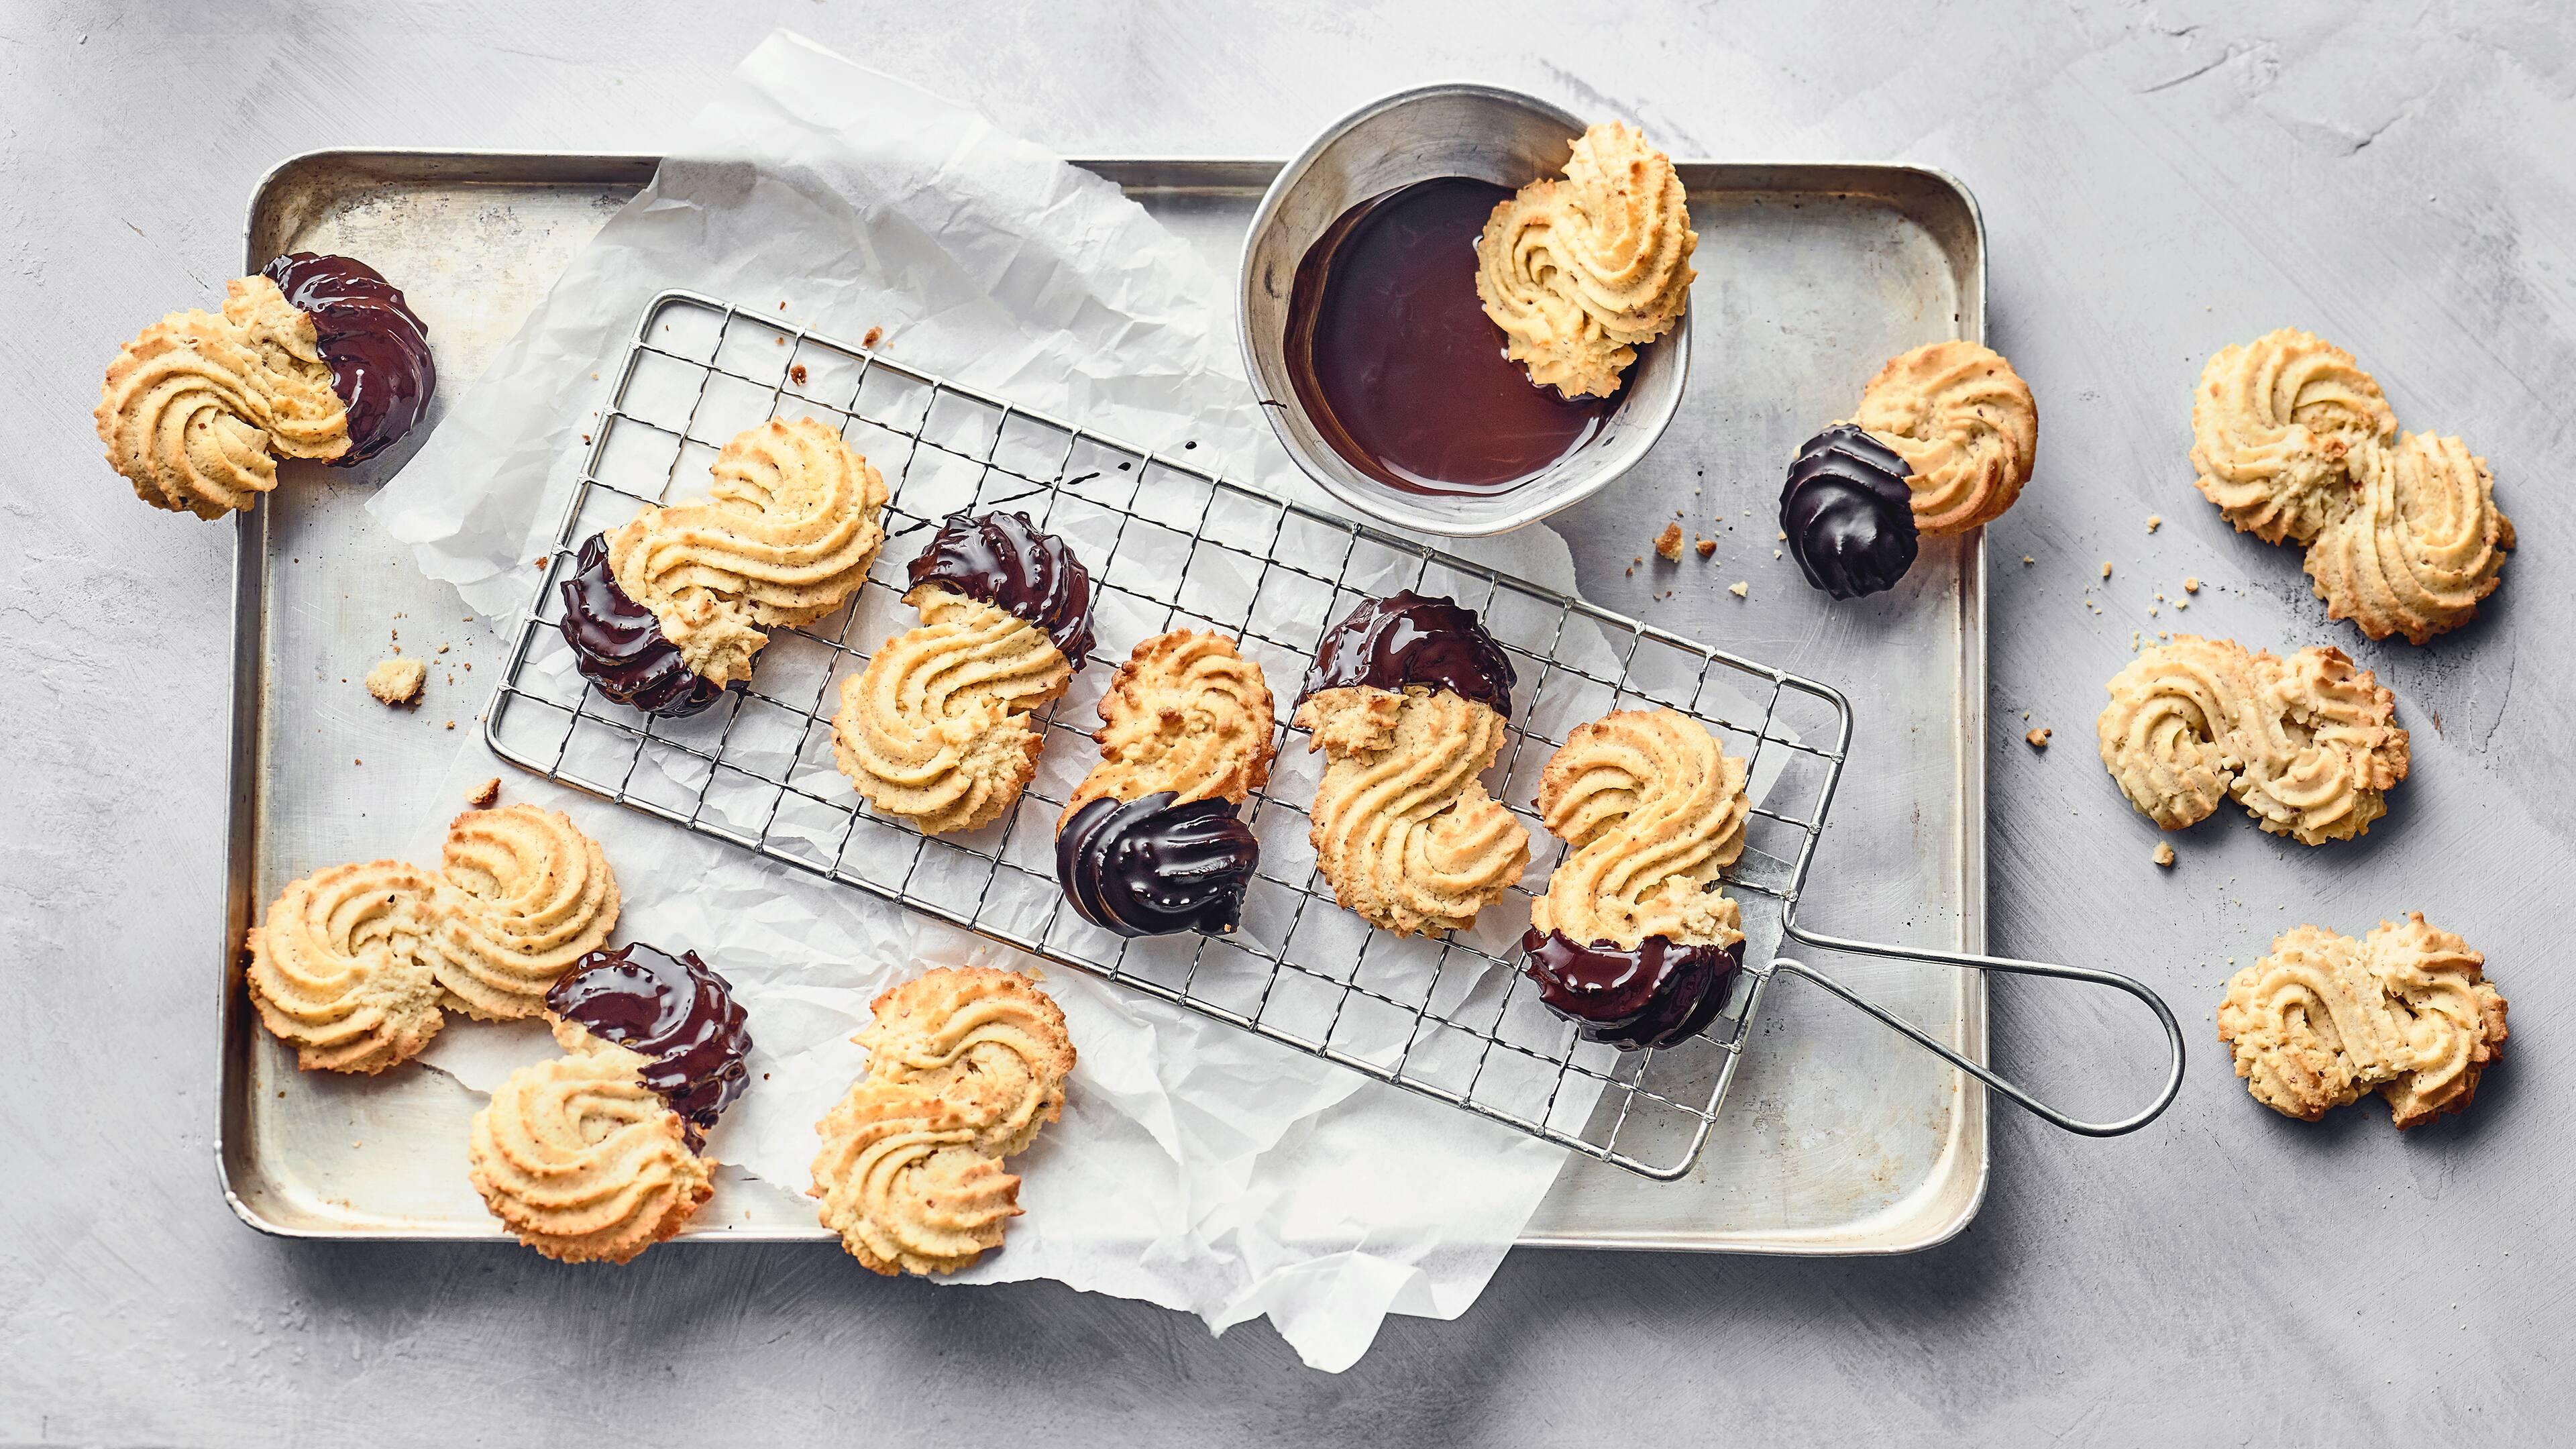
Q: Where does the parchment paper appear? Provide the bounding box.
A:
[369,29,1753,1372]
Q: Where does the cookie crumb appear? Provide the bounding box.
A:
[445,720,455,730]
[863,325,883,349]
[364,657,426,706]
[467,777,501,808]
[2147,514,2162,533]
[2025,727,2051,747]
[2152,842,2176,867]
[1695,538,1716,559]
[2100,561,2113,578]
[790,363,808,386]
[2022,554,2034,565]
[1727,581,1748,598]
[1654,523,1683,561]
[1775,530,1787,541]
[2183,577,2200,594]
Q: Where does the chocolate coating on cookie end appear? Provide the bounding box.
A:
[1780,424,1919,600]
[1057,792,1258,937]
[547,942,752,1150]
[260,252,436,464]
[1297,590,1515,716]
[1521,928,1740,1050]
[559,533,730,718]
[907,511,1097,666]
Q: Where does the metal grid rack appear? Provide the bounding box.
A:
[488,290,1858,1180]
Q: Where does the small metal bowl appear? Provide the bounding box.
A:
[1239,82,1691,538]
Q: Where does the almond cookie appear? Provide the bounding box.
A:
[596,415,889,696]
[1056,631,1274,937]
[244,806,620,1073]
[1847,340,2039,537]
[2097,636,2407,846]
[95,274,352,519]
[855,966,1076,1158]
[2216,914,2506,1128]
[431,804,621,1020]
[833,512,1093,835]
[1475,121,1696,399]
[2190,328,2396,545]
[2185,331,2510,643]
[1292,592,1530,937]
[1522,708,1748,1049]
[468,1021,716,1264]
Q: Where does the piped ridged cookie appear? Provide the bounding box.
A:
[1848,341,2038,536]
[814,967,1072,1277]
[855,966,1077,1158]
[2216,914,2506,1128]
[1055,631,1273,938]
[2185,330,2511,643]
[1474,121,1696,399]
[468,1022,715,1263]
[95,274,352,519]
[1297,686,1529,936]
[245,861,447,1075]
[244,806,620,1073]
[2097,636,2407,846]
[608,416,889,689]
[1522,709,1748,1050]
[432,805,621,1020]
[835,513,1093,835]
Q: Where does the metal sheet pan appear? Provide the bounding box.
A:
[223,148,1987,1254]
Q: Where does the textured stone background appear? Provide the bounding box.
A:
[5,1,2569,1444]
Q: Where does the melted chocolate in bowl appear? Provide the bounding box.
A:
[1285,178,1619,497]
[548,943,753,1150]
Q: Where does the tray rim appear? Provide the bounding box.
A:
[221,145,1990,1256]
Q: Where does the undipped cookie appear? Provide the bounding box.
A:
[468,1020,716,1263]
[1847,340,2039,537]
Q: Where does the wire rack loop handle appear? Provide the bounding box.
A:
[1769,920,2186,1138]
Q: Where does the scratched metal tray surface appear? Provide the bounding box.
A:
[220,150,1988,1253]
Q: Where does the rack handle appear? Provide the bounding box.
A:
[1771,920,2185,1137]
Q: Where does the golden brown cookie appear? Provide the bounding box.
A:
[810,1079,1025,1276]
[244,861,447,1075]
[857,965,1075,1157]
[1294,685,1531,936]
[2217,914,2506,1128]
[2096,636,2406,847]
[1063,629,1274,822]
[832,586,1073,834]
[1529,708,1748,952]
[2189,328,2394,545]
[244,806,619,1072]
[430,805,621,1021]
[2304,431,2514,645]
[1475,121,1696,399]
[1849,341,2039,535]
[608,416,889,688]
[467,1022,715,1263]
[94,274,352,519]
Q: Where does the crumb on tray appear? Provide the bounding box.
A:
[1654,523,1684,561]
[364,657,426,706]
[2183,577,2201,594]
[1727,581,1748,598]
[2147,514,2162,533]
[2153,842,2176,867]
[2025,726,2051,748]
[1696,538,1716,559]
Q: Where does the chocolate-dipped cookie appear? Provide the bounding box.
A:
[1780,424,1918,600]
[547,942,753,1150]
[1520,929,1741,1051]
[907,510,1098,667]
[559,532,731,718]
[260,252,437,464]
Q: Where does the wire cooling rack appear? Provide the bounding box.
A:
[488,289,1858,1180]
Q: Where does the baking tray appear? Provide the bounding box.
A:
[223,148,1994,1252]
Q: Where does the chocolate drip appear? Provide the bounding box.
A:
[547,942,753,1150]
[558,533,729,718]
[1780,424,1919,600]
[1056,792,1258,937]
[1297,590,1515,716]
[260,252,436,464]
[1520,928,1741,1051]
[906,511,1097,667]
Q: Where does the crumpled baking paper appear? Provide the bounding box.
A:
[370,28,1721,1372]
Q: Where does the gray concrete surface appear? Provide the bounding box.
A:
[5,1,2570,1444]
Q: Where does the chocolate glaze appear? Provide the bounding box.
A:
[260,252,436,464]
[907,512,1097,667]
[1520,928,1741,1051]
[558,533,730,718]
[1283,178,1619,496]
[1780,424,1919,600]
[547,942,753,1150]
[1056,792,1258,938]
[1297,590,1515,716]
